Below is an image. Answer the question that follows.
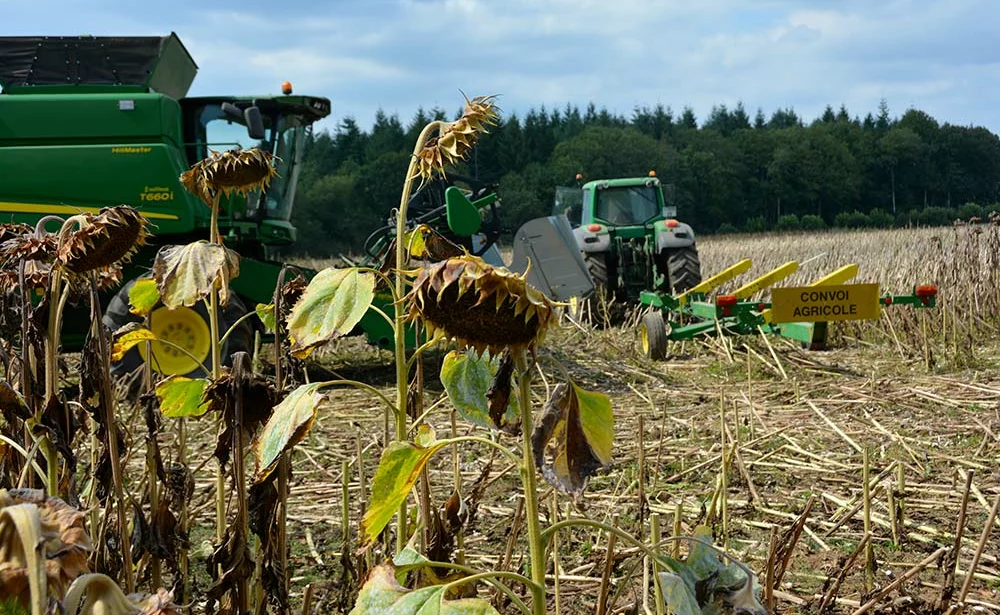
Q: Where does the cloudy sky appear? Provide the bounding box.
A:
[4,0,999,136]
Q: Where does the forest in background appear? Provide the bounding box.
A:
[287,99,1000,257]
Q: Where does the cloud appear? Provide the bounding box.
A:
[4,0,999,135]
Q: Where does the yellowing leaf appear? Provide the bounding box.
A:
[255,303,276,333]
[530,381,614,497]
[251,383,326,483]
[111,326,157,362]
[286,268,375,359]
[349,564,499,615]
[128,279,160,317]
[152,241,240,309]
[155,376,210,418]
[361,438,446,547]
[439,350,518,432]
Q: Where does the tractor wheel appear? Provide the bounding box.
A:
[582,253,624,326]
[666,245,703,294]
[639,310,668,360]
[103,278,254,380]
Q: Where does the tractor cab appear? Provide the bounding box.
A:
[180,93,331,247]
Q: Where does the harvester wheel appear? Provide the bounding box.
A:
[104,278,254,380]
[666,245,702,294]
[640,310,668,360]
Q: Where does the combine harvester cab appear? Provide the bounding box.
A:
[0,33,331,377]
[636,258,938,360]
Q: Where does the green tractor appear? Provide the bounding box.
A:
[0,33,333,377]
[555,172,703,320]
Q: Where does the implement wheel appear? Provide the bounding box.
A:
[640,310,668,360]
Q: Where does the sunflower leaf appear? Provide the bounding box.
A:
[530,381,613,497]
[286,268,375,359]
[128,279,160,317]
[155,376,210,418]
[255,303,276,333]
[152,241,240,309]
[361,437,447,547]
[349,564,499,615]
[110,326,158,362]
[251,383,327,483]
[439,350,518,432]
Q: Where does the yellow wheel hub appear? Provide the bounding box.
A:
[138,306,211,375]
[640,324,650,355]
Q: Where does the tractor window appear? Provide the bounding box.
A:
[553,186,584,226]
[596,187,660,225]
[261,117,306,221]
[195,105,261,162]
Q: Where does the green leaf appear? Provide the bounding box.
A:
[349,564,499,615]
[530,381,614,497]
[128,279,160,317]
[255,303,276,333]
[155,376,210,418]
[658,572,703,615]
[110,326,157,362]
[361,438,446,547]
[439,350,518,431]
[286,267,375,359]
[152,241,240,309]
[251,383,326,483]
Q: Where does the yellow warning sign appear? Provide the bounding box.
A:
[770,283,881,323]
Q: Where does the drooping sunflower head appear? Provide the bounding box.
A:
[180,147,278,205]
[406,254,555,355]
[0,229,57,293]
[413,95,499,181]
[57,205,149,274]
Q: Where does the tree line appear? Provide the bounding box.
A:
[287,99,1000,256]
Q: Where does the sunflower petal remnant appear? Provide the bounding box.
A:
[412,95,500,181]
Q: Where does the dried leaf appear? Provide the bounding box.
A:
[110,326,157,362]
[531,381,613,497]
[250,383,326,483]
[155,377,210,418]
[286,268,375,359]
[152,241,240,309]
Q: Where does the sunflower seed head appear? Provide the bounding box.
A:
[181,148,278,205]
[406,254,554,355]
[57,205,149,273]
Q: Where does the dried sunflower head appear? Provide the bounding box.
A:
[406,254,555,355]
[0,233,57,293]
[413,95,499,181]
[57,206,149,274]
[180,147,278,205]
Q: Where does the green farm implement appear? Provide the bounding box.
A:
[636,258,938,360]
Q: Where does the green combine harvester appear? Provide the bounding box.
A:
[0,33,335,376]
[0,33,595,378]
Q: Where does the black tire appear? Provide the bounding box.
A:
[666,245,703,294]
[582,252,624,326]
[640,310,668,360]
[103,278,254,380]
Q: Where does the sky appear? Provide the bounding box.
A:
[4,0,1000,137]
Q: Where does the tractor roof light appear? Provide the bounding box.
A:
[716,295,738,307]
[915,284,938,297]
[648,170,656,177]
[665,219,679,228]
[282,81,293,95]
[587,223,603,232]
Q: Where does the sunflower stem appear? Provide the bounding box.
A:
[514,350,546,615]
[392,119,443,554]
[208,196,227,563]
